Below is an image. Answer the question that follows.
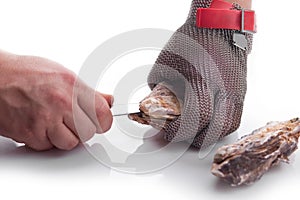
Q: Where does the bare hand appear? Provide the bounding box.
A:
[0,51,113,151]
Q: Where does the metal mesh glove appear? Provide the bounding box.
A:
[147,0,254,149]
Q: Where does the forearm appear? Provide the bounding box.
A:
[225,0,252,9]
[189,0,252,20]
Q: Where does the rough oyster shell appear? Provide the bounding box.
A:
[128,82,181,128]
[211,118,300,186]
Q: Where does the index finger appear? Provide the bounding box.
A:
[74,81,113,133]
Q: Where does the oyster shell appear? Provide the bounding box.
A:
[211,118,300,186]
[128,82,181,128]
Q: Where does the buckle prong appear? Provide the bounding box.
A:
[234,9,248,51]
[240,9,256,34]
[241,8,245,33]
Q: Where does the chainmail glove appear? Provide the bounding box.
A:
[147,0,254,148]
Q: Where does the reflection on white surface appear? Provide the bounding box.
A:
[1,127,299,200]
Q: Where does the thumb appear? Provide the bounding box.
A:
[99,93,114,107]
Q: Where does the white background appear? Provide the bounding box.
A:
[1,0,300,200]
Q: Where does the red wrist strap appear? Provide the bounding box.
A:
[196,0,256,33]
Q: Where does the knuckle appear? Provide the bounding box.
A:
[59,71,77,87]
[22,129,34,142]
[80,130,95,143]
[63,139,79,151]
[26,140,53,151]
[48,89,71,109]
[36,109,52,122]
[23,131,54,151]
[96,98,111,116]
[95,102,106,119]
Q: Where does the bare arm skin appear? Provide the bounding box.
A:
[225,0,252,9]
[0,51,113,151]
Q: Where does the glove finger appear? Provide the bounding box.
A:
[192,92,244,149]
[161,79,212,142]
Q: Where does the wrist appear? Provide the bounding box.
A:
[188,0,253,21]
[224,0,252,9]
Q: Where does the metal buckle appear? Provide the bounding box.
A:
[241,9,256,34]
[233,9,254,51]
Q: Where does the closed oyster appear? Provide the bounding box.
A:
[211,118,300,186]
[128,82,181,128]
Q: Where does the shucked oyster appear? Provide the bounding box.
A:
[211,118,300,186]
[128,83,181,129]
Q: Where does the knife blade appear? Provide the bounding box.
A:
[111,103,140,117]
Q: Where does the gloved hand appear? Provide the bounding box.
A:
[147,0,254,148]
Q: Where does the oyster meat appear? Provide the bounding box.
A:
[211,118,300,186]
[128,82,181,128]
